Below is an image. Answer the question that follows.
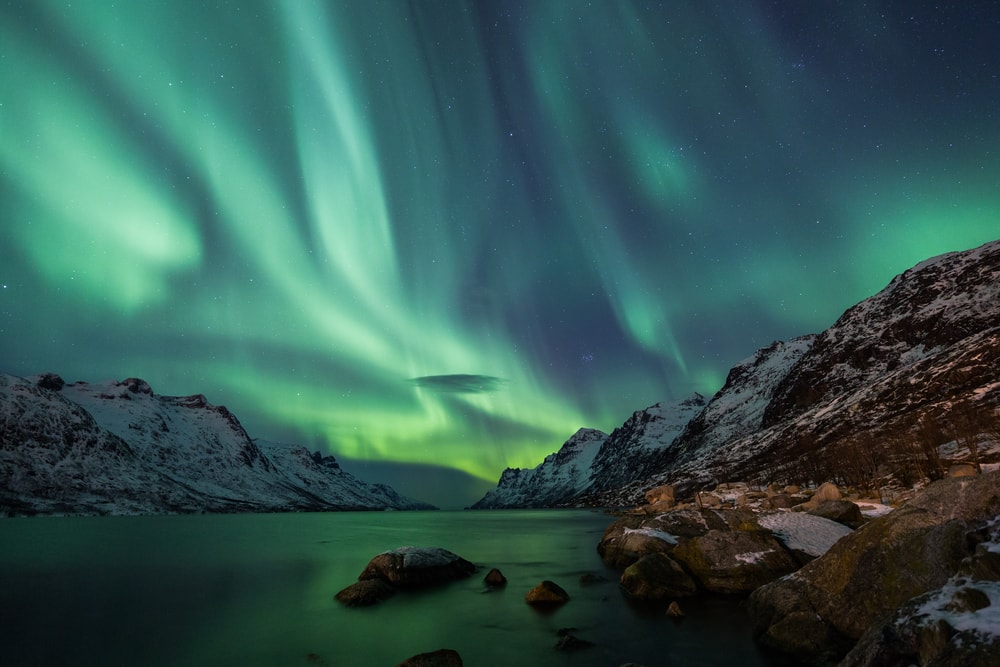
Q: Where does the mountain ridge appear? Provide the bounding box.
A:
[474,239,1000,508]
[0,373,434,515]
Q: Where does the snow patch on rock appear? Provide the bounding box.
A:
[757,511,853,557]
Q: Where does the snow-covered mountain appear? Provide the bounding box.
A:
[471,394,705,508]
[0,373,433,515]
[475,239,1000,508]
[470,428,607,509]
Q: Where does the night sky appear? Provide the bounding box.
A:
[1,1,998,508]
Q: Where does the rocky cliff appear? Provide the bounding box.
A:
[0,373,433,515]
[474,239,1000,508]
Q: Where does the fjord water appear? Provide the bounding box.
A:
[1,510,782,666]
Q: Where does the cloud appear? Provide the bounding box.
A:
[408,374,507,394]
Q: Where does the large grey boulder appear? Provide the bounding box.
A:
[748,472,1000,665]
[670,528,799,594]
[358,546,475,588]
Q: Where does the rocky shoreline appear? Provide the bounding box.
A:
[334,471,999,666]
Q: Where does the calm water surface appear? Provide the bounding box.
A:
[0,510,791,666]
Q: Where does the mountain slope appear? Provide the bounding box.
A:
[474,239,1000,508]
[471,395,705,509]
[470,427,607,509]
[620,239,1000,502]
[0,373,433,515]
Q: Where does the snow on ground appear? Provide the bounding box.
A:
[757,511,853,557]
[910,579,1000,639]
[856,501,894,518]
[735,551,774,565]
[623,527,678,545]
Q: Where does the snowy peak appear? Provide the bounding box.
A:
[764,239,1000,427]
[659,336,815,474]
[474,239,1000,508]
[653,239,1000,500]
[471,395,707,509]
[586,394,707,493]
[471,427,608,509]
[1,373,433,515]
[552,427,607,464]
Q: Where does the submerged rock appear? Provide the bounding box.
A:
[396,648,463,666]
[484,567,507,587]
[359,546,475,588]
[337,546,474,607]
[665,601,684,618]
[334,579,396,607]
[555,632,594,651]
[525,580,570,607]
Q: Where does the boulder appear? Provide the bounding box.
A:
[598,508,755,568]
[359,547,475,588]
[948,463,979,478]
[643,484,675,505]
[794,482,842,512]
[554,630,594,651]
[597,516,677,568]
[756,511,853,565]
[35,373,65,391]
[525,580,570,607]
[665,601,684,618]
[764,494,796,510]
[334,579,396,607]
[670,529,799,594]
[396,648,463,666]
[484,568,507,587]
[748,472,1000,664]
[841,579,1000,667]
[806,500,864,529]
[579,572,606,585]
[619,552,697,602]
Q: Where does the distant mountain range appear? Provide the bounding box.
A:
[474,239,1000,508]
[0,374,433,515]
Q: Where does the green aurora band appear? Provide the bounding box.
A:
[1,1,998,505]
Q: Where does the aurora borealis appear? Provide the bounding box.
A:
[1,1,998,507]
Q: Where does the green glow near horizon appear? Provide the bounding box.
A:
[1,1,997,501]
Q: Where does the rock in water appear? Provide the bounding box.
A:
[359,547,475,588]
[748,472,1000,664]
[554,633,594,651]
[484,568,507,587]
[619,553,697,602]
[396,648,463,666]
[334,579,396,607]
[525,580,570,607]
